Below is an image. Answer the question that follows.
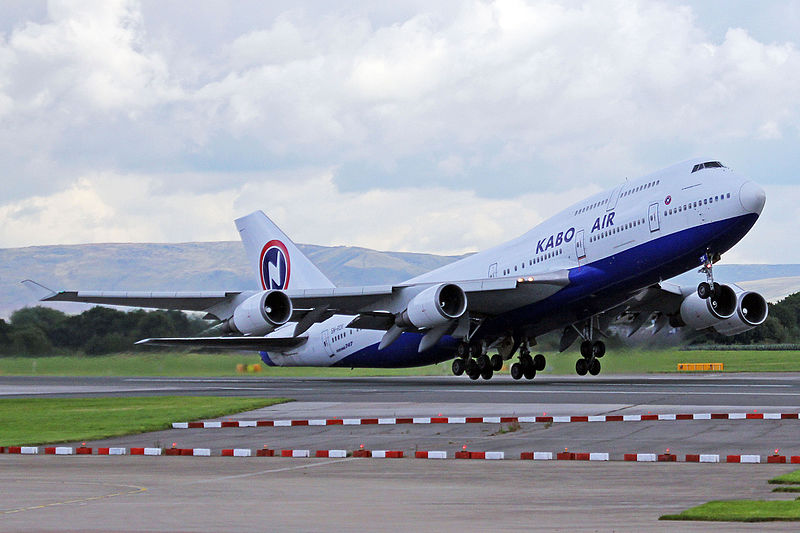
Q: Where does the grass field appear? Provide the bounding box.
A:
[660,499,800,522]
[0,349,797,377]
[770,470,800,485]
[660,470,800,522]
[0,397,289,447]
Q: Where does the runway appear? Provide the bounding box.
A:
[3,373,800,410]
[3,373,800,532]
[1,457,797,532]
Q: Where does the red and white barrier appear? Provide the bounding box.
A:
[726,454,761,463]
[624,453,656,462]
[280,449,310,458]
[371,450,404,458]
[414,451,447,459]
[172,411,799,430]
[315,450,347,458]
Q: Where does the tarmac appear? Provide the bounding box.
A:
[2,373,800,531]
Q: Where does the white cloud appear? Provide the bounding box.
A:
[0,168,592,256]
[0,0,798,264]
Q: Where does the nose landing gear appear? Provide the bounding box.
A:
[697,249,721,300]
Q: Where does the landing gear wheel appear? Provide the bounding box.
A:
[480,366,494,380]
[465,358,477,375]
[580,340,593,358]
[520,352,533,368]
[467,367,480,380]
[451,358,465,376]
[592,341,605,358]
[510,362,523,380]
[490,354,503,372]
[533,353,546,371]
[457,343,469,358]
[476,354,490,371]
[576,358,588,376]
[589,358,601,376]
[523,365,536,380]
[697,282,711,299]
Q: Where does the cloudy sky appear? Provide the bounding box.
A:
[0,0,798,263]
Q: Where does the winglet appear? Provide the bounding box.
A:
[21,279,57,300]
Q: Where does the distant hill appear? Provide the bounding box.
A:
[2,242,799,318]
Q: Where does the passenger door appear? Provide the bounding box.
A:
[575,229,586,262]
[648,203,660,232]
[321,330,334,357]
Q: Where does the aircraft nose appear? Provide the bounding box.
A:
[739,181,766,215]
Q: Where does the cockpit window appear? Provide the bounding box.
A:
[691,161,725,173]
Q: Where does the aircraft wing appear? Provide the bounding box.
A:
[41,290,255,321]
[735,276,800,303]
[40,270,570,321]
[135,335,307,351]
[607,276,797,338]
[284,270,571,317]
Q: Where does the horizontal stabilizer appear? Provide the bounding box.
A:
[136,336,307,351]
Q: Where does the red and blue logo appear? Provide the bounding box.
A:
[260,240,291,290]
[665,195,672,205]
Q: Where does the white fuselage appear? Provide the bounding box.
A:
[261,160,763,367]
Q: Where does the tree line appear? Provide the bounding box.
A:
[0,306,207,356]
[1,292,799,356]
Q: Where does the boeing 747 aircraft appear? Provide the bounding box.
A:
[43,159,768,380]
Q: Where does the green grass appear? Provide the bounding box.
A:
[770,470,800,485]
[0,352,454,377]
[0,396,289,446]
[773,487,800,493]
[558,349,800,374]
[660,500,800,522]
[0,349,797,377]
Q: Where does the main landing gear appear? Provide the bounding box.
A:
[509,345,545,381]
[452,343,497,380]
[572,318,604,377]
[575,340,604,376]
[452,341,543,381]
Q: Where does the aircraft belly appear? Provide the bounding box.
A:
[334,332,459,368]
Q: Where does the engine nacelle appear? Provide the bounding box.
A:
[678,284,737,330]
[225,290,293,336]
[396,283,467,329]
[713,290,768,336]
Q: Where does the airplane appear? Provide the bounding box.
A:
[42,158,769,380]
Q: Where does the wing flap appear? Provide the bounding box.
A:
[136,336,307,351]
[42,290,253,320]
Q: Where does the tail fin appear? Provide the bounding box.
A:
[235,211,335,290]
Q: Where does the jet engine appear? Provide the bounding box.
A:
[395,283,467,329]
[677,284,738,330]
[223,290,293,335]
[712,290,768,336]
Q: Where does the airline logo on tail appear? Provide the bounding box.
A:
[260,240,291,290]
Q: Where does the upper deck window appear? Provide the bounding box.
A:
[691,161,725,173]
